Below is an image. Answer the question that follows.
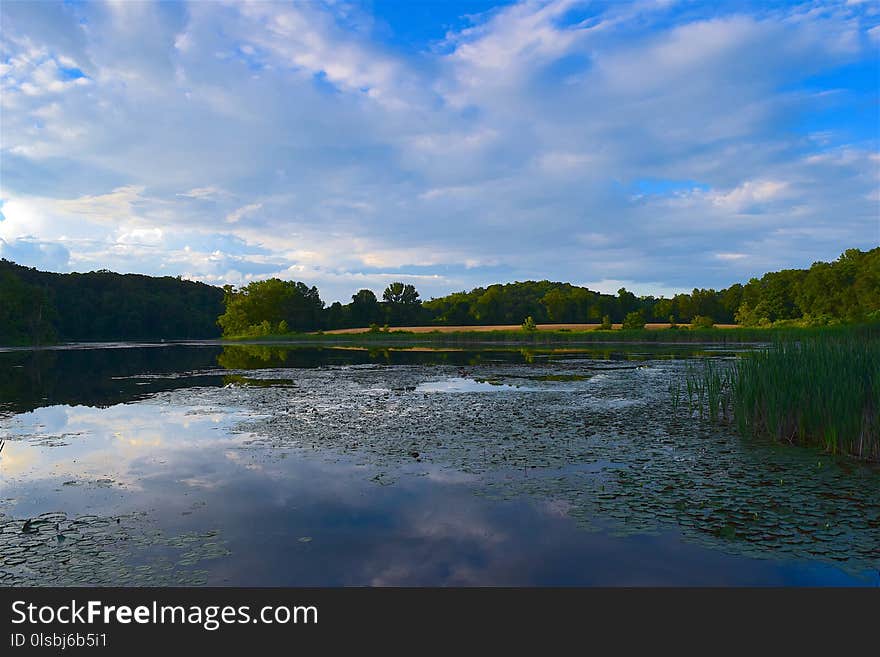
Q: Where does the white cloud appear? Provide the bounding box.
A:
[230,1,421,110]
[0,0,877,301]
[225,202,262,224]
[177,186,226,200]
[116,227,164,245]
[55,185,146,222]
[707,180,791,211]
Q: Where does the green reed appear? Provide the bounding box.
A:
[731,333,879,460]
[685,359,733,424]
[679,327,879,460]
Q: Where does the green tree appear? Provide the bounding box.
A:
[382,282,419,305]
[350,289,381,327]
[719,284,743,323]
[653,298,675,322]
[0,271,57,345]
[541,288,573,322]
[325,301,347,329]
[382,282,421,325]
[217,278,323,336]
[422,291,473,325]
[617,288,638,320]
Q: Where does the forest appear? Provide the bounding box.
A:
[0,247,877,344]
[0,259,224,345]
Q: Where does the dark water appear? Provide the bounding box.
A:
[0,342,877,586]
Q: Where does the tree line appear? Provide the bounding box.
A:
[0,259,224,345]
[0,247,876,344]
[217,247,878,336]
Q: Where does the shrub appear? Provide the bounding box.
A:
[521,316,537,331]
[691,315,714,329]
[621,311,646,330]
[598,315,613,330]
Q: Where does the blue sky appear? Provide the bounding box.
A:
[1,0,878,302]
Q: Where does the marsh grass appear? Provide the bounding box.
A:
[685,360,733,424]
[681,326,880,460]
[732,334,879,460]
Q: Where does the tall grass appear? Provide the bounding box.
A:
[685,360,733,424]
[732,334,879,460]
[682,327,880,460]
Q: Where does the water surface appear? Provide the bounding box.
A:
[1,343,877,586]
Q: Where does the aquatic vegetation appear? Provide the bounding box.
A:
[732,334,880,460]
[668,381,681,412]
[0,511,229,586]
[684,360,733,423]
[678,328,880,460]
[529,374,590,382]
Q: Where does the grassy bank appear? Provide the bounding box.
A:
[683,324,879,460]
[225,323,871,346]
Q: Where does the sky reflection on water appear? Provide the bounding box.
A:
[1,344,877,586]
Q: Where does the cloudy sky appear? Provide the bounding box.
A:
[1,0,878,302]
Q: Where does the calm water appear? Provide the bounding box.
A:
[0,342,877,586]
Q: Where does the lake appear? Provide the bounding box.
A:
[1,342,877,586]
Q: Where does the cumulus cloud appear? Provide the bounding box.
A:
[0,0,877,301]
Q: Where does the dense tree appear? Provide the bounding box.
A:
[217,279,323,336]
[325,301,347,329]
[382,282,422,325]
[617,288,639,317]
[0,259,223,345]
[0,271,56,345]
[420,249,878,329]
[541,288,573,322]
[652,297,675,323]
[423,291,474,325]
[732,250,880,326]
[788,248,880,324]
[350,289,382,326]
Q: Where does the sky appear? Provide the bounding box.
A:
[1,0,878,303]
